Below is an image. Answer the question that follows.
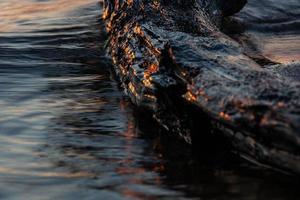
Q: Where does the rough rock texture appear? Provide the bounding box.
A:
[103,0,300,174]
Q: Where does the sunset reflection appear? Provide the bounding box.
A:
[0,0,99,32]
[0,0,299,199]
[263,35,300,63]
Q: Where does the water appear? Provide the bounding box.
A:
[233,0,300,63]
[0,0,299,199]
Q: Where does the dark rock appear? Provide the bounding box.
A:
[217,0,248,17]
[102,0,300,174]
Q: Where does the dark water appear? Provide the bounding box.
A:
[0,0,299,199]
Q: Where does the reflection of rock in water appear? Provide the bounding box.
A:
[44,83,180,199]
[45,85,300,200]
[103,0,300,174]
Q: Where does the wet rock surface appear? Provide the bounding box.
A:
[103,0,300,174]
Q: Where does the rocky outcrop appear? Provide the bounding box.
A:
[102,0,300,174]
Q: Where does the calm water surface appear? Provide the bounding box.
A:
[0,0,299,199]
[234,0,300,63]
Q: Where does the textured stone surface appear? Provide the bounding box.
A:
[103,0,300,174]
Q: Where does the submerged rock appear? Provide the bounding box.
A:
[102,0,300,174]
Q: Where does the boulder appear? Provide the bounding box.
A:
[103,0,300,174]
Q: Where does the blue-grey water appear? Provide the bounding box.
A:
[0,0,299,200]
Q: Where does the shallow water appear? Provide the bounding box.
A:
[0,0,299,200]
[234,0,300,63]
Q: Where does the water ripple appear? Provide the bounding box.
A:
[0,0,299,200]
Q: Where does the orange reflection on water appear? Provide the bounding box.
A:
[260,35,300,64]
[116,99,166,198]
[0,166,94,178]
[0,0,100,32]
